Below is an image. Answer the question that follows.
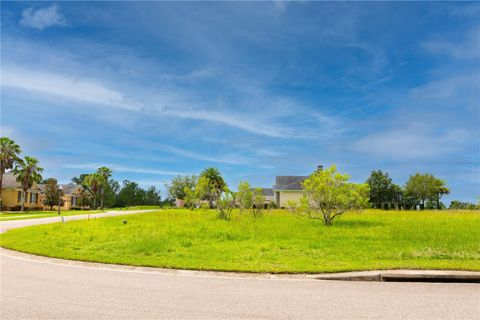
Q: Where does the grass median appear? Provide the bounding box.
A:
[1,209,479,273]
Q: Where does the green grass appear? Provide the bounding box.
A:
[0,206,160,221]
[1,209,479,273]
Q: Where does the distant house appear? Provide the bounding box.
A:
[38,183,90,210]
[272,165,323,208]
[1,173,43,210]
[273,175,308,208]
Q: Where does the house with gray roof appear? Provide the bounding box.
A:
[272,165,322,207]
[38,183,90,210]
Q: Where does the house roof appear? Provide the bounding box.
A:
[37,183,84,195]
[1,173,41,191]
[61,184,82,195]
[250,188,274,197]
[2,173,20,189]
[273,176,307,191]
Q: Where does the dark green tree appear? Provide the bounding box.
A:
[365,170,403,209]
[116,180,144,207]
[404,173,448,210]
[144,186,161,205]
[42,178,64,210]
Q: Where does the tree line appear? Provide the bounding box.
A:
[366,170,457,210]
[1,136,479,213]
[69,171,164,209]
[0,137,164,211]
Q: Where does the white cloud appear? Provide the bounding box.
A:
[3,64,338,139]
[20,5,66,31]
[64,163,184,176]
[354,126,469,160]
[153,143,251,165]
[2,66,135,110]
[158,106,288,138]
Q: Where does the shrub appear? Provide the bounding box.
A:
[267,201,277,210]
[217,190,235,220]
[286,200,298,213]
[302,165,370,225]
[250,188,265,218]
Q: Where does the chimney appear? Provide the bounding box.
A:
[317,165,323,171]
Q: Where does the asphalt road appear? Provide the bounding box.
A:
[1,212,479,319]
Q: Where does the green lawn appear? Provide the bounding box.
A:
[1,209,479,273]
[0,206,160,221]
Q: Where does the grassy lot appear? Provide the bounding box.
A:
[0,206,160,221]
[1,209,479,273]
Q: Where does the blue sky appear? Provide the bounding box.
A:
[1,1,479,202]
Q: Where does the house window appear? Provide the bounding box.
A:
[17,191,22,203]
[30,193,38,204]
[71,197,77,206]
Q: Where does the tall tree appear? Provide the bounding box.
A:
[84,173,103,210]
[116,180,144,207]
[96,167,112,210]
[144,186,161,206]
[103,179,120,208]
[42,178,63,210]
[404,173,448,210]
[432,179,450,209]
[12,156,43,211]
[0,137,22,208]
[302,165,370,225]
[71,174,90,186]
[199,167,226,207]
[166,175,197,200]
[365,170,402,209]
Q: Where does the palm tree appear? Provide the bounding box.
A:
[12,156,43,212]
[97,167,112,210]
[200,167,227,207]
[436,185,450,209]
[84,173,104,210]
[0,137,22,209]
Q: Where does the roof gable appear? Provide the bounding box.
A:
[273,176,307,191]
[1,173,42,191]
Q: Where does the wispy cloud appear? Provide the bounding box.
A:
[2,66,134,110]
[152,143,251,165]
[20,4,66,30]
[64,163,184,176]
[354,126,469,160]
[2,63,339,140]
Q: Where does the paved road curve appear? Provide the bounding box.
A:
[1,212,479,319]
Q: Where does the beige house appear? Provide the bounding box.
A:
[38,183,90,210]
[273,175,308,208]
[1,173,43,210]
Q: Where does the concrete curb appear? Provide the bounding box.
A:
[310,270,480,283]
[2,247,479,283]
